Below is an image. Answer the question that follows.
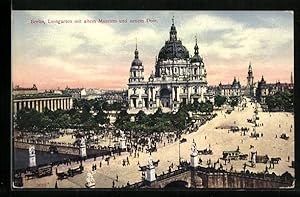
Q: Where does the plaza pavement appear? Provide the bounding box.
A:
[22,98,294,188]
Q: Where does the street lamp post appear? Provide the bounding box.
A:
[178,129,181,166]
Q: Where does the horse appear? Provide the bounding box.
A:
[271,157,281,164]
[153,160,160,167]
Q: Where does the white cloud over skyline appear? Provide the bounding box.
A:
[12,11,293,90]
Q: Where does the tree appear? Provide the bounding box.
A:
[266,92,293,112]
[94,108,109,125]
[214,95,227,107]
[15,108,42,132]
[229,96,239,108]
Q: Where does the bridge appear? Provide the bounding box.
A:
[14,141,110,156]
[126,165,294,189]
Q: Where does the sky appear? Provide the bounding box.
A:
[12,11,294,90]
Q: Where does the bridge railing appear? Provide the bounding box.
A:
[156,166,190,181]
[196,166,293,185]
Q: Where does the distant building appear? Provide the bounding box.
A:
[12,84,73,115]
[62,86,85,99]
[256,76,294,103]
[246,62,254,97]
[218,77,241,97]
[13,84,38,96]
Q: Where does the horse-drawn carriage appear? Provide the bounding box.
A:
[230,126,240,132]
[198,148,213,155]
[138,160,160,171]
[239,154,248,160]
[37,165,52,177]
[56,171,68,180]
[270,157,281,164]
[222,150,240,160]
[222,148,247,160]
[56,165,84,179]
[67,165,84,177]
[24,165,53,180]
[250,132,259,138]
[280,133,289,140]
[256,155,269,164]
[180,138,187,143]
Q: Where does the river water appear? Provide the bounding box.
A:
[13,148,78,170]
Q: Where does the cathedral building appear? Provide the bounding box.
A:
[127,18,208,112]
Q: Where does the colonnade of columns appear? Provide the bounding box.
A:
[13,97,73,114]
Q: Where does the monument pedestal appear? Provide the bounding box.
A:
[28,146,36,167]
[145,166,156,182]
[190,153,198,168]
[79,138,87,157]
[120,138,126,149]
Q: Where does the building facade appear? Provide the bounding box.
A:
[256,76,294,103]
[217,77,241,97]
[128,19,208,112]
[12,85,73,115]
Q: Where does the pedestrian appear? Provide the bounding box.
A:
[137,161,140,166]
[116,175,118,182]
[112,180,115,188]
[288,156,290,162]
[100,161,102,168]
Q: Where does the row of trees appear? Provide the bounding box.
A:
[15,96,230,134]
[182,100,214,113]
[265,92,293,112]
[114,105,191,133]
[15,99,111,133]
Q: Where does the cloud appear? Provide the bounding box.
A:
[12,11,293,89]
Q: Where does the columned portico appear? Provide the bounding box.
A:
[13,96,73,114]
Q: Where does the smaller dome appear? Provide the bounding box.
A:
[131,47,143,67]
[131,58,142,67]
[190,54,202,63]
[191,38,202,63]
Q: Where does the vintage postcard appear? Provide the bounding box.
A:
[11,11,294,189]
